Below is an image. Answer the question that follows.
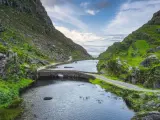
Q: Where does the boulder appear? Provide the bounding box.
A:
[156,46,160,51]
[140,55,159,67]
[0,53,6,60]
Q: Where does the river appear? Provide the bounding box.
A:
[18,60,135,120]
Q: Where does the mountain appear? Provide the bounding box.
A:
[0,0,91,116]
[98,10,160,89]
[0,0,91,62]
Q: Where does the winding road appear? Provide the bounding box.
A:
[88,73,160,93]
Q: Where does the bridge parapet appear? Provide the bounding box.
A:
[38,70,96,80]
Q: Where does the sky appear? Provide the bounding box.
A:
[41,0,160,57]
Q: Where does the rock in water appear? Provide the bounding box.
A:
[43,97,53,100]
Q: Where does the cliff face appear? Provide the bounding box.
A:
[148,10,160,25]
[0,0,91,62]
[0,0,91,111]
[98,10,160,89]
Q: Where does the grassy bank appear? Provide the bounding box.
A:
[0,79,33,120]
[90,78,160,114]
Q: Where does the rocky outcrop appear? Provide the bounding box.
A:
[140,55,160,67]
[0,24,5,32]
[0,0,54,32]
[0,53,7,76]
[148,10,160,25]
[132,111,160,120]
[0,0,91,61]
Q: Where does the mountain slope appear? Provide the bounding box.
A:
[0,0,91,117]
[98,10,160,89]
[0,0,91,62]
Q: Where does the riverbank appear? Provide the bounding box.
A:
[1,59,159,120]
[89,78,160,119]
[37,60,160,119]
[0,79,34,120]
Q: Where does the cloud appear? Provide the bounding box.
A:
[41,0,72,7]
[55,25,104,44]
[80,0,109,15]
[41,0,88,30]
[85,9,99,15]
[80,2,90,8]
[55,26,126,57]
[104,0,160,34]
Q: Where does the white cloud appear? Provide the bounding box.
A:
[86,9,99,15]
[41,1,87,30]
[55,26,126,57]
[55,26,104,44]
[104,0,160,34]
[80,2,90,8]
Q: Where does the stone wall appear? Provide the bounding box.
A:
[38,70,95,80]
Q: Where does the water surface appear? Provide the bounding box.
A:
[19,80,135,120]
[51,60,98,73]
[19,60,135,120]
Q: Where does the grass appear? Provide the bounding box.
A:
[0,107,23,120]
[98,20,160,88]
[0,79,33,108]
[90,78,160,112]
[0,79,33,120]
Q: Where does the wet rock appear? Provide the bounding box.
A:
[34,114,37,118]
[43,97,53,100]
[64,66,74,68]
[96,99,103,104]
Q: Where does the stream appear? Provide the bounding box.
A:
[18,60,135,120]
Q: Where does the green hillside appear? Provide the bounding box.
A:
[0,0,91,118]
[98,10,160,89]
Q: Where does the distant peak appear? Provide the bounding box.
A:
[148,10,160,25]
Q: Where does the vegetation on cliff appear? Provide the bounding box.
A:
[0,0,91,119]
[98,10,160,89]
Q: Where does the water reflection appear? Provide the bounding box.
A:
[51,60,99,73]
[19,80,135,120]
